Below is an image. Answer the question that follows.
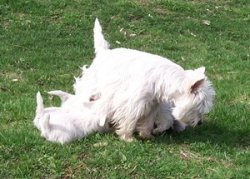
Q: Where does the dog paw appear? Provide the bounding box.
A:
[139,131,153,140]
[119,134,135,142]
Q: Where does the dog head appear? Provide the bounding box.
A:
[172,67,215,127]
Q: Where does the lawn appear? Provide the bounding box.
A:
[0,0,249,178]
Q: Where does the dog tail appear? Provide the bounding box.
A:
[48,90,72,103]
[94,18,109,54]
[36,91,44,115]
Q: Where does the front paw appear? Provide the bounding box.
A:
[139,131,153,140]
[119,134,135,142]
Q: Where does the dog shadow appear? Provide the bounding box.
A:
[152,121,249,149]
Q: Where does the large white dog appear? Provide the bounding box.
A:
[74,19,215,141]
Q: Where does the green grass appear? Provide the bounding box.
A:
[0,0,249,178]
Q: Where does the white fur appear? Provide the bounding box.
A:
[94,18,109,54]
[153,101,175,135]
[73,19,215,141]
[33,91,103,144]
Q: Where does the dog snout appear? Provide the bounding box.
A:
[197,120,203,125]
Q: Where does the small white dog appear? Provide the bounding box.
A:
[74,19,215,141]
[33,91,104,144]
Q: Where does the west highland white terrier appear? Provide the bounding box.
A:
[33,91,104,144]
[74,19,215,141]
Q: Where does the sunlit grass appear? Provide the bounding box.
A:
[0,0,249,177]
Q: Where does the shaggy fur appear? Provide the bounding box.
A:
[33,91,104,144]
[73,19,215,141]
[153,101,175,135]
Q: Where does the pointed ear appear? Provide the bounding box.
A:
[191,79,205,93]
[185,66,206,93]
[195,66,205,74]
[191,66,206,93]
[48,90,72,103]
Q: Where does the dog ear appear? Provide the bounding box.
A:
[195,66,205,74]
[48,90,72,103]
[89,93,101,102]
[190,67,205,93]
[191,79,205,93]
[36,91,44,115]
[185,67,206,94]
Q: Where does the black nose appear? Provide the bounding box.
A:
[197,120,203,125]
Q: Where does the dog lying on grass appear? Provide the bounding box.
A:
[33,91,106,144]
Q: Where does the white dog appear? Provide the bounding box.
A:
[33,91,104,144]
[74,19,215,141]
[75,65,178,136]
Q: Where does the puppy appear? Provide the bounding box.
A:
[33,91,103,144]
[74,19,215,141]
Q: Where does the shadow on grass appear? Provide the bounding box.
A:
[153,121,249,149]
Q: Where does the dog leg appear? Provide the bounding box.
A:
[118,133,134,142]
[153,113,174,135]
[138,118,154,139]
[136,110,157,139]
[115,120,138,142]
